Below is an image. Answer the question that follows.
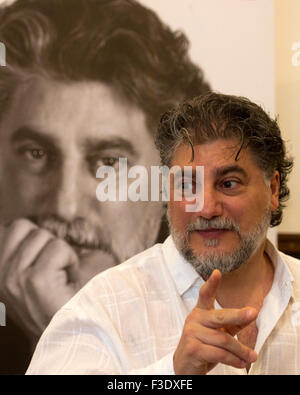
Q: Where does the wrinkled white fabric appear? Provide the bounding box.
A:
[27,236,300,375]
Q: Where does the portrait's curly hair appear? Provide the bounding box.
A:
[0,0,210,131]
[156,92,294,227]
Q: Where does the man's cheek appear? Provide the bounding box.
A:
[169,201,190,230]
[3,175,49,220]
[0,176,30,220]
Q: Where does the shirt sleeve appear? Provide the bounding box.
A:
[26,306,123,375]
[26,299,176,375]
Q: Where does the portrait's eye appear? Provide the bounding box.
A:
[101,157,119,167]
[25,148,47,161]
[87,154,121,177]
[16,144,50,174]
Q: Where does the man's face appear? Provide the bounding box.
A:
[0,77,163,285]
[167,139,280,278]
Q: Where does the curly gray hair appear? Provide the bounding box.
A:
[156,92,293,227]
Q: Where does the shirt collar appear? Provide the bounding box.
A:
[162,235,201,296]
[162,235,294,300]
[254,239,294,353]
[265,238,294,290]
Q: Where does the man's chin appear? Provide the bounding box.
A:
[183,247,241,279]
[184,235,263,278]
[189,238,239,257]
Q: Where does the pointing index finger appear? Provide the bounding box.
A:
[197,269,222,310]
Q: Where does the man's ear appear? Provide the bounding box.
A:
[270,170,280,211]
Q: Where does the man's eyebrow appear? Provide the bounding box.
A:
[215,165,248,179]
[172,165,248,180]
[84,137,139,157]
[11,126,59,151]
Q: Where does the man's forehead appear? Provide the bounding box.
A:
[2,77,151,154]
[170,139,259,176]
[12,77,140,118]
[172,139,245,163]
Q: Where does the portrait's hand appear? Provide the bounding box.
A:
[173,269,258,375]
[0,219,80,341]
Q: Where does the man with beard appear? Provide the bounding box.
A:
[27,93,300,375]
[0,0,210,373]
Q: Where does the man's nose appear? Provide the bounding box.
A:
[52,160,81,222]
[198,184,223,219]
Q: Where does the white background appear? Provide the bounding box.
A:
[140,0,275,113]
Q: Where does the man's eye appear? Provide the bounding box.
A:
[94,157,119,169]
[89,156,120,176]
[222,180,238,189]
[101,157,118,167]
[24,148,47,161]
[15,145,50,174]
[182,182,193,190]
[174,180,192,191]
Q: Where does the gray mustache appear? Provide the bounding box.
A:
[29,215,111,252]
[186,217,240,233]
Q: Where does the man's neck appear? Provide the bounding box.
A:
[215,239,275,311]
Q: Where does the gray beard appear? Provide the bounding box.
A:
[167,208,272,279]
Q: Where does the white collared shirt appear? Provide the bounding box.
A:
[27,236,300,375]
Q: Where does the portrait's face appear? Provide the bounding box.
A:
[167,139,280,278]
[0,77,163,285]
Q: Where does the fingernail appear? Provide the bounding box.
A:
[250,350,257,362]
[245,308,257,320]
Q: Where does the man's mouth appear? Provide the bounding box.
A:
[196,228,230,239]
[69,241,118,264]
[73,246,95,256]
[69,243,99,257]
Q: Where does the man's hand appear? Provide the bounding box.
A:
[0,219,80,341]
[173,269,258,375]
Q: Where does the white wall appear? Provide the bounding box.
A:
[275,0,300,234]
[140,0,275,111]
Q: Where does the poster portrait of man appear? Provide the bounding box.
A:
[0,0,278,375]
[0,0,211,374]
